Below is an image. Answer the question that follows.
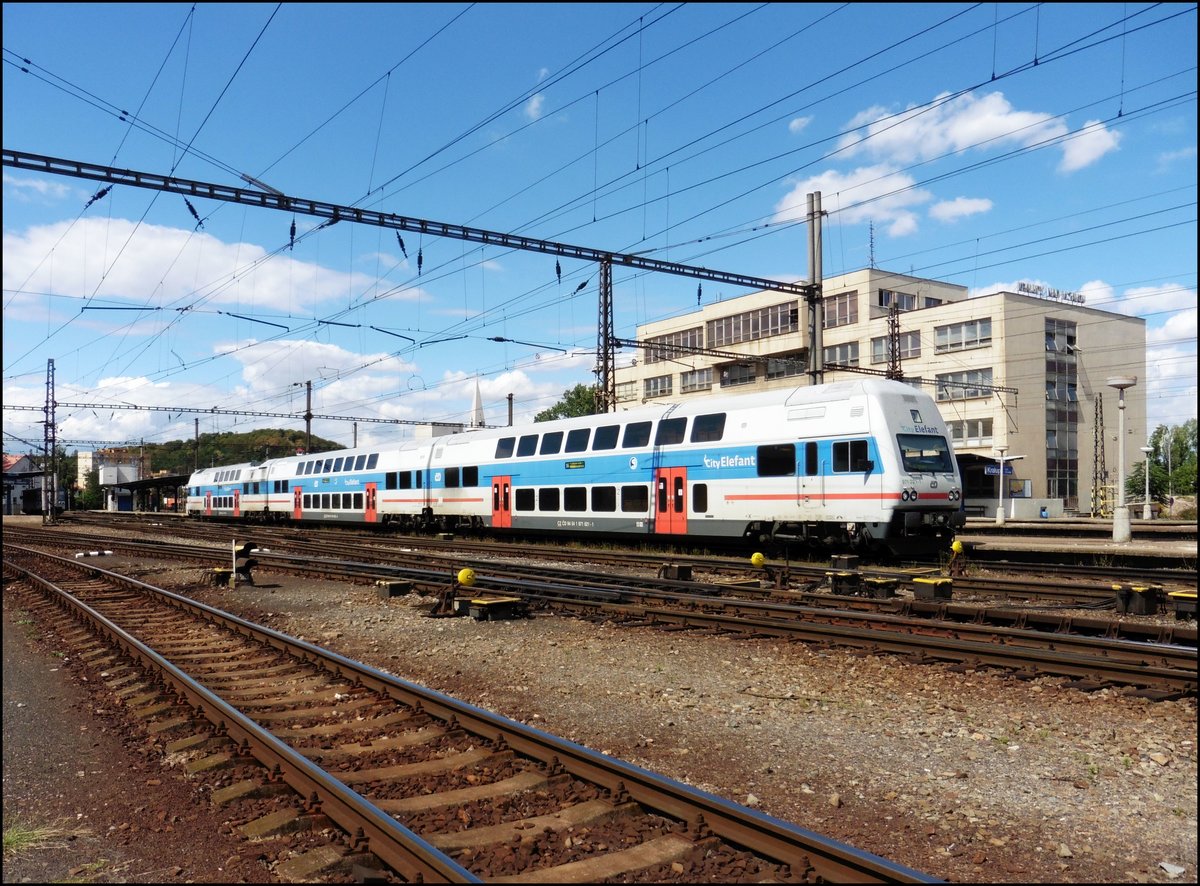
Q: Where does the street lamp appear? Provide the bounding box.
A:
[1106,376,1137,543]
[1141,445,1153,521]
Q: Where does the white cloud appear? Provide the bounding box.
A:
[788,116,812,135]
[2,172,73,202]
[1058,120,1121,173]
[838,90,1067,165]
[1156,145,1197,173]
[2,218,386,317]
[524,93,545,121]
[929,196,993,223]
[774,165,931,237]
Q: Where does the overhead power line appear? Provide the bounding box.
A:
[3,401,462,428]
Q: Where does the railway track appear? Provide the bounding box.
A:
[53,510,1200,598]
[4,544,939,884]
[10,526,1196,698]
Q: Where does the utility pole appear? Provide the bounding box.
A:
[806,192,824,386]
[594,258,615,413]
[43,358,57,525]
[885,301,902,380]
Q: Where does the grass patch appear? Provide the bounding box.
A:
[3,815,85,857]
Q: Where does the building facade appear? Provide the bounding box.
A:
[614,268,1147,515]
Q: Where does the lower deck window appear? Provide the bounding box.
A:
[538,488,560,511]
[592,486,616,512]
[564,487,587,511]
[621,485,649,512]
[515,489,535,511]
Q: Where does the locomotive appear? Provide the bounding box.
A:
[186,378,965,556]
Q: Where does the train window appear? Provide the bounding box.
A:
[593,425,619,450]
[515,488,535,511]
[303,494,312,508]
[321,493,331,509]
[354,455,366,471]
[592,486,616,511]
[446,467,460,488]
[565,428,591,453]
[333,457,344,472]
[805,442,819,476]
[655,417,687,446]
[399,472,413,490]
[538,488,560,511]
[897,434,953,473]
[386,472,397,490]
[495,437,515,459]
[517,435,539,457]
[354,493,363,509]
[563,487,587,511]
[323,459,334,473]
[540,432,564,455]
[243,483,251,494]
[416,470,423,489]
[757,444,796,477]
[692,483,708,513]
[833,440,873,472]
[621,485,649,512]
[691,413,726,442]
[622,422,652,448]
[463,466,479,486]
[366,454,379,470]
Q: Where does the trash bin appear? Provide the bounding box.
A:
[1039,506,1048,518]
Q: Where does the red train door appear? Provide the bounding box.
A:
[365,482,378,523]
[293,487,303,520]
[233,489,241,517]
[654,467,687,535]
[205,491,212,517]
[491,475,512,529]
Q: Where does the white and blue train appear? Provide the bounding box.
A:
[185,378,966,556]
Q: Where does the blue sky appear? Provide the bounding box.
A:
[3,2,1196,457]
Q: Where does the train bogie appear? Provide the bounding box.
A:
[185,379,965,557]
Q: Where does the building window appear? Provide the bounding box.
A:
[644,375,673,399]
[720,363,757,388]
[680,367,713,393]
[936,368,993,400]
[947,418,993,447]
[935,318,992,353]
[823,341,859,367]
[870,332,920,364]
[823,291,858,329]
[615,381,637,402]
[765,351,806,379]
[878,289,917,311]
[706,301,799,347]
[645,327,703,364]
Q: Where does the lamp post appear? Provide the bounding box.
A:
[994,445,1007,527]
[1106,376,1137,543]
[1141,445,1153,520]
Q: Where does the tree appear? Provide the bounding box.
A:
[1147,419,1198,498]
[78,467,103,510]
[534,384,596,422]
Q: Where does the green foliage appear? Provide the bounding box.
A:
[1146,420,1198,498]
[534,383,597,422]
[149,428,344,475]
[77,468,103,510]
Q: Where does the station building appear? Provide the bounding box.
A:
[613,268,1146,517]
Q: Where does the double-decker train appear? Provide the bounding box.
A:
[185,378,965,556]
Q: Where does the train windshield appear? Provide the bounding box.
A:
[897,434,955,473]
